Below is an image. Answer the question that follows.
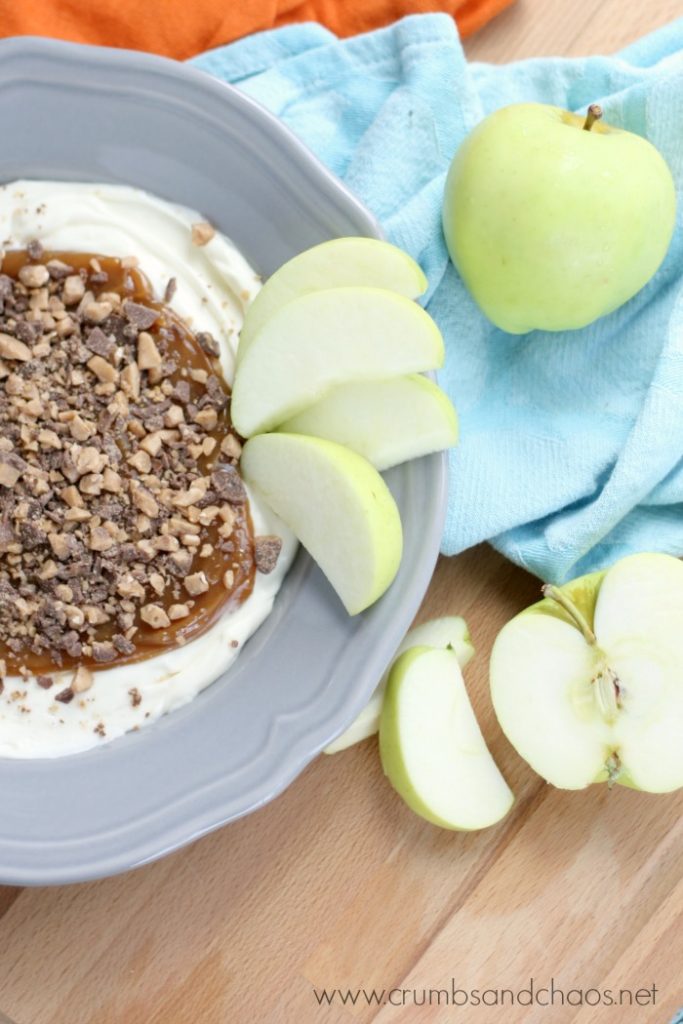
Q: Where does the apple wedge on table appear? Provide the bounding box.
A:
[324,616,474,753]
[231,287,444,437]
[280,375,458,471]
[238,237,428,362]
[240,433,403,615]
[380,646,514,831]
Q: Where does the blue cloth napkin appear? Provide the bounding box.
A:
[192,15,683,584]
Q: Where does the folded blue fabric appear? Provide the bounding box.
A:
[192,15,683,584]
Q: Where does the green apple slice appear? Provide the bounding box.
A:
[238,238,427,364]
[279,375,458,471]
[490,553,683,792]
[380,646,514,830]
[231,287,444,437]
[324,616,474,754]
[240,433,402,615]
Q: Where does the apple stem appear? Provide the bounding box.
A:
[583,104,603,132]
[542,584,597,645]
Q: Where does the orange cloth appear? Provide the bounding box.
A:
[0,0,512,61]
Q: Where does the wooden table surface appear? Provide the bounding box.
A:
[1,3,682,1023]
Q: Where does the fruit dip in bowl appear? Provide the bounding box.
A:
[0,37,449,884]
[0,180,296,757]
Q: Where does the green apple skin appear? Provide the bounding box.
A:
[240,433,403,615]
[323,615,474,754]
[280,375,458,472]
[238,238,427,364]
[231,287,445,437]
[380,646,514,830]
[525,569,604,632]
[443,103,677,333]
[380,647,460,830]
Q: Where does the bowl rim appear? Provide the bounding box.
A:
[0,34,385,246]
[0,36,448,885]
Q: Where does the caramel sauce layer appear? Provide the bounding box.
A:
[0,250,254,675]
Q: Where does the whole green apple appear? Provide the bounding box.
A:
[490,552,683,792]
[442,103,677,333]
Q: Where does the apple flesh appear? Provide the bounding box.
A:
[443,102,676,333]
[279,375,458,471]
[324,615,474,753]
[380,646,514,830]
[231,287,444,437]
[490,553,683,792]
[238,237,427,363]
[240,433,402,615]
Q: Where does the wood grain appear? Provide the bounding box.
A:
[1,4,682,1023]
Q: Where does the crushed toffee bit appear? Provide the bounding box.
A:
[26,238,44,261]
[18,263,49,288]
[123,299,158,331]
[136,330,162,370]
[196,331,220,358]
[46,258,74,280]
[0,451,26,487]
[128,687,142,707]
[140,604,171,629]
[254,536,282,575]
[85,326,116,358]
[0,249,256,675]
[220,434,242,461]
[94,721,106,737]
[211,466,247,505]
[72,665,94,693]
[164,277,177,303]
[191,222,215,247]
[55,687,74,704]
[36,674,53,689]
[205,374,229,409]
[0,334,31,362]
[112,633,135,656]
[168,603,190,620]
[92,641,117,664]
[184,571,209,596]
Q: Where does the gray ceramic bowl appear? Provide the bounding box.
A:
[0,37,447,884]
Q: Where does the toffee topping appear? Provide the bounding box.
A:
[0,245,281,683]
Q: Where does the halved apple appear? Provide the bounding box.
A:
[490,553,683,792]
[238,238,427,363]
[324,616,474,754]
[279,375,458,471]
[380,646,514,830]
[240,433,402,614]
[231,287,444,437]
